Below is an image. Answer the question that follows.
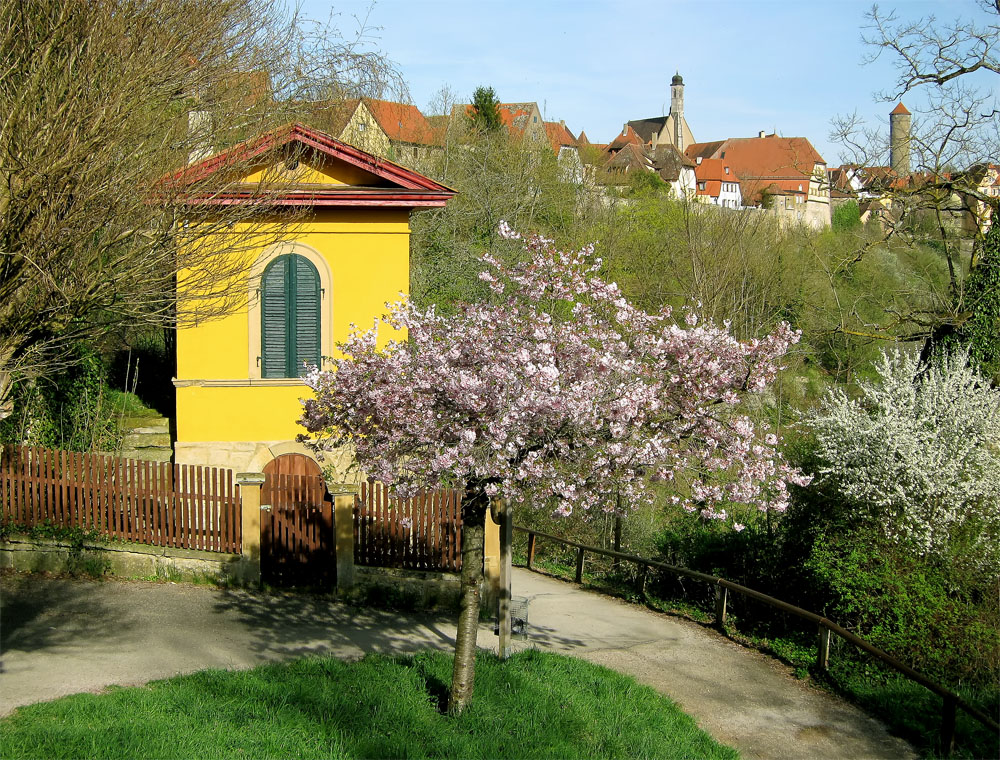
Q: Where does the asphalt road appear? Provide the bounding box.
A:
[0,569,914,759]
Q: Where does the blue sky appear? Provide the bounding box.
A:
[299,0,996,167]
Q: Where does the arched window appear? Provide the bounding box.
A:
[260,254,321,378]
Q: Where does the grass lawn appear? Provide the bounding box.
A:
[0,649,738,760]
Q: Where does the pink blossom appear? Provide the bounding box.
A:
[299,226,806,530]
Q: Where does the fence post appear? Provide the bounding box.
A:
[494,499,513,660]
[235,473,265,585]
[526,532,536,569]
[575,546,586,584]
[817,625,831,670]
[941,694,957,758]
[330,483,359,590]
[715,585,728,629]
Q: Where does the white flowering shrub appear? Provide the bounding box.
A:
[806,348,1000,571]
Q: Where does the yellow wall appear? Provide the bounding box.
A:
[175,205,411,446]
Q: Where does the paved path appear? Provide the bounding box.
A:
[0,570,913,759]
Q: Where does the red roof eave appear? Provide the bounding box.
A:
[162,122,454,195]
[176,190,456,208]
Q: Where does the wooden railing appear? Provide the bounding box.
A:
[355,480,462,572]
[0,445,241,553]
[517,525,999,756]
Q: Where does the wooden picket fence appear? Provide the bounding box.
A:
[354,479,462,572]
[0,445,240,553]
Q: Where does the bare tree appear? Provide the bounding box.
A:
[0,0,400,419]
[830,2,1000,351]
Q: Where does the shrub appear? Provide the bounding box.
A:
[805,348,1000,573]
[0,345,122,451]
[832,200,861,232]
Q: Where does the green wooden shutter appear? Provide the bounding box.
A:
[260,254,321,378]
[292,255,320,377]
[261,256,288,378]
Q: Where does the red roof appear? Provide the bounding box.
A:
[685,134,825,203]
[890,102,911,116]
[606,125,644,153]
[693,158,737,184]
[161,122,455,208]
[544,121,578,154]
[364,99,437,145]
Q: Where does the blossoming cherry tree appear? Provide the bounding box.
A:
[300,224,808,714]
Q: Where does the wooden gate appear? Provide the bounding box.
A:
[260,454,334,587]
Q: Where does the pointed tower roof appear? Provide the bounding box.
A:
[890,102,911,115]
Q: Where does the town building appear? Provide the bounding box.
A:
[686,133,830,228]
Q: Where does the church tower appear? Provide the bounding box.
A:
[670,72,685,151]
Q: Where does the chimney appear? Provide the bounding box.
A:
[890,102,911,177]
[670,71,684,151]
[696,156,702,165]
[758,130,765,139]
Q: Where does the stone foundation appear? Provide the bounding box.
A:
[0,535,254,585]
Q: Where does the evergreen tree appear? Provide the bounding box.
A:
[962,214,1000,382]
[468,86,502,133]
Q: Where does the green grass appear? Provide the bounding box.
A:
[106,389,161,419]
[0,650,738,760]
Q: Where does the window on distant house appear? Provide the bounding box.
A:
[260,254,321,378]
[698,181,706,190]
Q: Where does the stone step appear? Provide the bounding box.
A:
[119,446,173,464]
[123,431,172,448]
[122,416,169,435]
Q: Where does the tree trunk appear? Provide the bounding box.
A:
[447,485,487,716]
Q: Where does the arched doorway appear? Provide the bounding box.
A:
[260,454,334,587]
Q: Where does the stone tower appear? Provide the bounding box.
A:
[889,102,911,178]
[670,72,684,152]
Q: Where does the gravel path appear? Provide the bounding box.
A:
[0,569,914,759]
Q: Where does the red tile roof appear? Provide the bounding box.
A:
[890,102,911,115]
[161,122,456,208]
[364,99,436,145]
[544,121,578,154]
[685,134,825,203]
[606,125,644,153]
[693,158,736,183]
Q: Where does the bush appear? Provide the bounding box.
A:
[804,526,999,686]
[0,345,122,451]
[832,200,861,232]
[805,348,1000,573]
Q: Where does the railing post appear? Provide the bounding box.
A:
[235,473,265,585]
[526,532,536,569]
[612,514,622,573]
[715,585,728,629]
[575,546,585,584]
[330,482,359,590]
[817,625,832,670]
[941,694,957,758]
[637,563,648,599]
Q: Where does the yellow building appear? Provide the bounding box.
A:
[171,123,455,473]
